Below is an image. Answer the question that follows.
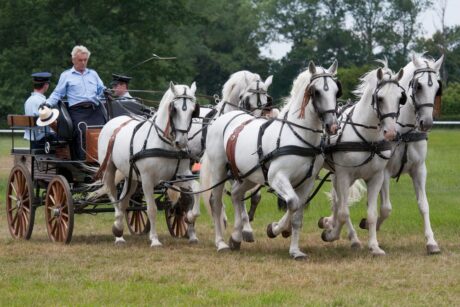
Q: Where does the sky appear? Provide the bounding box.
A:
[261,0,460,60]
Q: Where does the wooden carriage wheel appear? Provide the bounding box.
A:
[125,199,150,235]
[45,176,74,244]
[165,199,189,238]
[6,164,35,239]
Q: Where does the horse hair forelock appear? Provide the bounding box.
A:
[352,59,395,99]
[221,70,261,102]
[279,66,327,117]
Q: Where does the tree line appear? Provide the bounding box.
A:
[1,0,459,124]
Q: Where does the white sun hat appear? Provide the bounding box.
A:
[36,105,59,127]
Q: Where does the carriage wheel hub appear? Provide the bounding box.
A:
[53,208,60,217]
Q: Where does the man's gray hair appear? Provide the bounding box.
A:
[71,45,91,58]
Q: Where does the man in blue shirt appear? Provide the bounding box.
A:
[47,45,107,160]
[24,72,53,149]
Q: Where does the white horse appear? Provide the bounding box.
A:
[96,82,200,246]
[358,54,444,254]
[319,62,406,255]
[188,70,273,160]
[200,60,340,259]
[188,70,273,231]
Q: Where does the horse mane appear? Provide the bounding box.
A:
[221,70,261,103]
[279,66,327,118]
[352,58,394,100]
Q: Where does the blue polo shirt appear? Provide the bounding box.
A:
[47,67,105,107]
[24,92,47,141]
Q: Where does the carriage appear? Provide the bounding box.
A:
[5,101,193,244]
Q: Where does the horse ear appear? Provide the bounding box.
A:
[264,75,273,88]
[434,54,444,73]
[377,68,383,81]
[396,68,404,81]
[190,81,197,95]
[412,54,423,67]
[308,61,317,75]
[169,81,178,96]
[328,60,338,75]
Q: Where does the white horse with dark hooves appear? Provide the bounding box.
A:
[188,70,273,239]
[200,60,341,259]
[96,82,201,246]
[318,61,407,255]
[357,54,444,254]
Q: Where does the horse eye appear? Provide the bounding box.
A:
[314,89,321,96]
[377,97,383,103]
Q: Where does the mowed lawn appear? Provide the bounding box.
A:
[0,130,459,306]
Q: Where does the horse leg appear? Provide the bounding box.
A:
[230,180,256,249]
[210,184,228,251]
[377,170,392,231]
[321,174,350,242]
[410,163,440,254]
[182,179,200,244]
[318,183,337,230]
[248,187,261,222]
[366,174,386,255]
[141,178,162,247]
[114,179,138,244]
[266,174,299,239]
[104,163,126,244]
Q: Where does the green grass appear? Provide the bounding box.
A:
[0,130,460,306]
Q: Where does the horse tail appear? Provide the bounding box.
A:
[324,177,366,206]
[86,170,125,201]
[200,151,213,217]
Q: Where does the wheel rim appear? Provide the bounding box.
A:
[6,164,35,239]
[126,205,150,235]
[45,176,74,244]
[166,206,188,238]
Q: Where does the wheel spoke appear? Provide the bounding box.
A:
[49,194,56,206]
[9,194,18,201]
[51,220,58,238]
[22,203,31,213]
[140,213,146,229]
[8,206,18,213]
[10,181,18,197]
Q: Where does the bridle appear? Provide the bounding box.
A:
[408,65,442,114]
[156,87,199,144]
[372,79,407,121]
[299,72,342,120]
[241,80,273,112]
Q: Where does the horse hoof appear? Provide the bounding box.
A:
[217,243,230,252]
[290,251,308,261]
[242,231,255,243]
[427,244,441,255]
[228,236,241,251]
[370,247,386,256]
[150,239,162,247]
[351,241,362,250]
[266,223,277,239]
[281,230,291,238]
[112,225,123,238]
[359,218,368,230]
[188,238,199,244]
[321,230,330,242]
[318,217,325,229]
[114,237,126,245]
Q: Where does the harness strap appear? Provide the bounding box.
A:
[226,119,255,182]
[393,131,428,181]
[200,108,218,153]
[94,118,134,180]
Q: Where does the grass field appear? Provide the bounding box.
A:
[0,130,459,306]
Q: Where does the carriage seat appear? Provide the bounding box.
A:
[7,115,46,155]
[56,101,74,140]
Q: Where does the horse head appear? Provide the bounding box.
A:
[302,60,341,135]
[408,54,444,131]
[163,81,199,149]
[371,66,406,141]
[238,75,273,116]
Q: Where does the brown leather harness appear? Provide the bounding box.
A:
[94,118,134,180]
[225,119,255,181]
